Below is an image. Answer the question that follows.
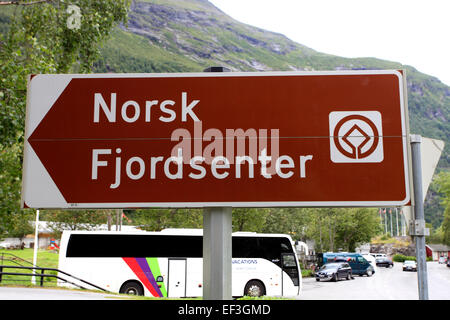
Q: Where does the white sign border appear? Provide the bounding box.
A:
[21,70,410,209]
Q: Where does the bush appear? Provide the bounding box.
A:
[380,234,390,241]
[301,269,314,278]
[393,254,417,262]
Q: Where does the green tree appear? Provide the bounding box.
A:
[301,208,339,252]
[1,0,130,146]
[0,142,35,239]
[130,209,203,231]
[0,0,130,238]
[300,208,381,252]
[232,208,268,232]
[427,224,444,244]
[262,208,313,241]
[40,209,113,237]
[436,171,450,245]
[335,208,381,251]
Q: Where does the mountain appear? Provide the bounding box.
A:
[94,0,449,171]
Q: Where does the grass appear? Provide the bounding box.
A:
[96,28,202,73]
[0,248,59,287]
[301,269,314,277]
[140,0,221,13]
[0,248,59,268]
[371,235,412,246]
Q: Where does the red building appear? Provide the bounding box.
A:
[425,244,450,261]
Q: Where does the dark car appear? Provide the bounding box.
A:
[447,258,450,268]
[315,262,353,282]
[376,257,393,268]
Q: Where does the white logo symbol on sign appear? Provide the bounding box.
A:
[329,111,384,163]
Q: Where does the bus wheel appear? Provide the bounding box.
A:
[244,280,265,297]
[120,281,144,296]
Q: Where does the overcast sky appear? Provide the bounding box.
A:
[209,0,450,86]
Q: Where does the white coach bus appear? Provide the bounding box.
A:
[57,229,301,298]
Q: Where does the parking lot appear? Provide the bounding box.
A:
[298,261,450,300]
[0,261,448,300]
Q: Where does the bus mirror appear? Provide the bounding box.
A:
[156,276,164,282]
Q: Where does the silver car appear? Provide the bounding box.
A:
[315,262,353,282]
[402,260,417,271]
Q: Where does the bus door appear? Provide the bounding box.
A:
[281,253,299,295]
[168,259,186,298]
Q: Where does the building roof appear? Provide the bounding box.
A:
[426,244,450,252]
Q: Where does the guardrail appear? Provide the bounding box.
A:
[0,265,108,292]
[0,252,36,267]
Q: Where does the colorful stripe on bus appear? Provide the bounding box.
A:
[122,257,167,297]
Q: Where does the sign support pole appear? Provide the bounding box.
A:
[31,209,39,285]
[203,207,232,300]
[202,66,232,300]
[410,134,429,300]
[396,208,399,236]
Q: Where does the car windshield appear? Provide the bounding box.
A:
[404,261,415,264]
[320,263,338,270]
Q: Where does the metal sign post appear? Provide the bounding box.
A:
[410,134,429,300]
[202,67,232,300]
[203,207,232,300]
[31,209,39,285]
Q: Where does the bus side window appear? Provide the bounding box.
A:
[258,238,281,265]
[282,254,297,268]
[233,237,258,258]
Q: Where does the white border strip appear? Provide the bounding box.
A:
[22,70,410,208]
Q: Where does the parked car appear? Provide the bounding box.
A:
[438,256,447,264]
[317,252,375,276]
[402,260,417,271]
[370,253,387,259]
[376,257,394,268]
[447,258,450,268]
[315,262,353,282]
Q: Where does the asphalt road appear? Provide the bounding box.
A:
[0,287,123,300]
[0,262,448,300]
[298,261,450,300]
